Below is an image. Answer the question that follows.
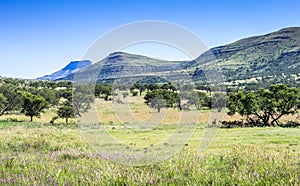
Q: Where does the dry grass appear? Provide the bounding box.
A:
[1,96,298,126]
[94,96,299,125]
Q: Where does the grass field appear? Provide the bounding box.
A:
[0,97,299,185]
[0,120,299,185]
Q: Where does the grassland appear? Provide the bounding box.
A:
[0,121,299,185]
[0,96,299,185]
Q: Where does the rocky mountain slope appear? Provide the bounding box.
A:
[190,27,300,80]
[45,27,300,83]
[59,52,188,83]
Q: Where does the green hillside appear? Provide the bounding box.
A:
[61,52,189,83]
[191,27,300,81]
[61,27,300,85]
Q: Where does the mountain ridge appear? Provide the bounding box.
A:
[40,26,300,83]
[189,26,300,80]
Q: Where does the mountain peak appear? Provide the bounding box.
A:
[106,52,127,62]
[37,60,92,81]
[62,60,92,71]
[108,52,128,56]
[105,52,155,63]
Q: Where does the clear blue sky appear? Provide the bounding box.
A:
[0,0,299,79]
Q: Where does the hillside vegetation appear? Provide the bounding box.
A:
[58,27,300,86]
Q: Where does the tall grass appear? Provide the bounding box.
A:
[0,122,299,185]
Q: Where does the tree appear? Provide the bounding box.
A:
[3,78,20,86]
[228,84,300,126]
[227,90,256,121]
[133,83,146,96]
[185,91,210,110]
[264,84,300,125]
[58,88,73,102]
[72,85,94,117]
[0,84,22,116]
[102,85,112,101]
[149,97,165,113]
[26,88,59,107]
[161,82,177,92]
[162,90,180,108]
[21,92,49,122]
[95,84,112,101]
[0,93,8,114]
[56,81,73,89]
[57,101,75,124]
[146,84,159,91]
[144,89,180,112]
[211,92,227,112]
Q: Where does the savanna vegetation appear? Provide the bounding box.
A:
[0,77,299,185]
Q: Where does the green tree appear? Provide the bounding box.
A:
[227,90,256,121]
[133,83,146,96]
[39,89,59,107]
[0,84,22,116]
[26,88,59,107]
[102,85,112,101]
[0,93,8,114]
[144,89,180,112]
[58,88,73,102]
[145,84,159,91]
[57,101,75,124]
[161,82,177,92]
[56,81,73,89]
[263,84,300,125]
[3,78,19,86]
[95,84,112,101]
[21,92,49,122]
[228,84,300,126]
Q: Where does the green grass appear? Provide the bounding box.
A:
[0,121,300,185]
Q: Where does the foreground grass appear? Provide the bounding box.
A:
[0,121,299,185]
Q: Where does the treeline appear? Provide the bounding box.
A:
[1,77,299,127]
[0,78,75,123]
[95,83,300,127]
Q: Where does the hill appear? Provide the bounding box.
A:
[37,60,92,81]
[59,52,188,83]
[190,27,300,81]
[58,27,300,84]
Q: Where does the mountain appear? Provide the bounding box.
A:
[59,27,300,84]
[59,52,188,83]
[190,27,300,81]
[37,60,92,81]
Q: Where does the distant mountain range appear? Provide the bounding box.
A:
[37,60,92,81]
[39,27,300,83]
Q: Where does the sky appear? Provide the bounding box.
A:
[0,0,300,79]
